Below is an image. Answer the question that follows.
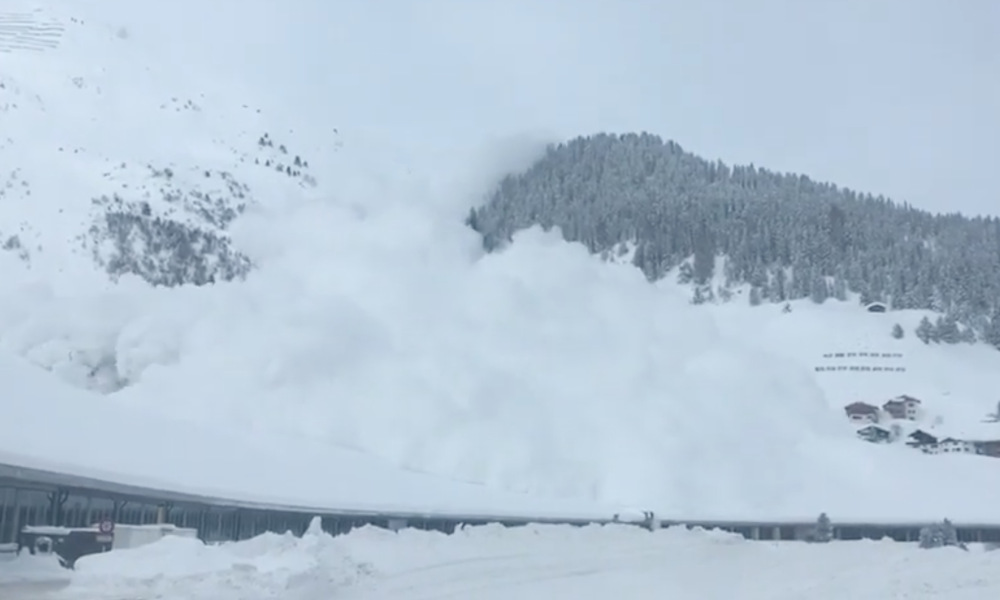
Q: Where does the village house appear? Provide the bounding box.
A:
[934,438,977,454]
[844,402,880,424]
[857,425,892,444]
[919,423,1000,458]
[865,301,888,313]
[918,443,941,454]
[841,396,1000,459]
[906,429,937,448]
[974,440,1000,458]
[882,395,921,420]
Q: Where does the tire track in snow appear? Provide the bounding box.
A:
[349,541,668,600]
[0,11,64,53]
[0,580,69,600]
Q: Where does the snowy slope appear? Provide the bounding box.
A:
[712,298,1000,435]
[2,0,1000,523]
[9,523,1000,600]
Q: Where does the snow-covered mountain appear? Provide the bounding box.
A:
[1,3,324,291]
[2,0,1000,522]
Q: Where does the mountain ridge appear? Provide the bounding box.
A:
[468,132,1000,349]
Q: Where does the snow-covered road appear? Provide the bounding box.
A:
[3,581,68,599]
[335,528,1000,600]
[337,541,700,600]
[3,522,998,599]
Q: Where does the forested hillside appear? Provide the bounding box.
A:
[467,133,1000,348]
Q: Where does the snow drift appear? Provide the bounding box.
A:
[52,523,1000,600]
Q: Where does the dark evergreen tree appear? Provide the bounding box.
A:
[691,222,716,285]
[915,316,935,344]
[917,317,932,342]
[985,308,1000,350]
[831,277,848,302]
[809,273,829,304]
[935,315,961,344]
[811,512,834,543]
[891,323,904,339]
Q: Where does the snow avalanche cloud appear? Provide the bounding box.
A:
[1,0,998,520]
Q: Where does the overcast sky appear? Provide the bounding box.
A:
[128,0,1000,216]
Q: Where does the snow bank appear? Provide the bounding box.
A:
[54,523,1000,600]
[67,519,372,599]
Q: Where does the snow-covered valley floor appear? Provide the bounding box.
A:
[3,524,999,600]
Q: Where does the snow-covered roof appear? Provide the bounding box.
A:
[917,415,1000,441]
[935,423,1000,442]
[856,425,889,433]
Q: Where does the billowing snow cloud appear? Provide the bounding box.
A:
[1,0,999,521]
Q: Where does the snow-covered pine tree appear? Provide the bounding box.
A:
[915,316,934,344]
[919,519,963,549]
[919,523,945,548]
[809,273,829,304]
[984,307,1000,350]
[832,277,848,302]
[935,314,961,344]
[812,513,833,543]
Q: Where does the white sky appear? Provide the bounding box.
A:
[92,0,1000,215]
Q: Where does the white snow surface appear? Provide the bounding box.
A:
[0,0,999,523]
[0,552,67,586]
[9,523,999,600]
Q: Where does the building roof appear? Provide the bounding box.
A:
[858,425,889,432]
[882,397,921,413]
[931,423,1000,443]
[845,402,879,414]
[857,425,890,437]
